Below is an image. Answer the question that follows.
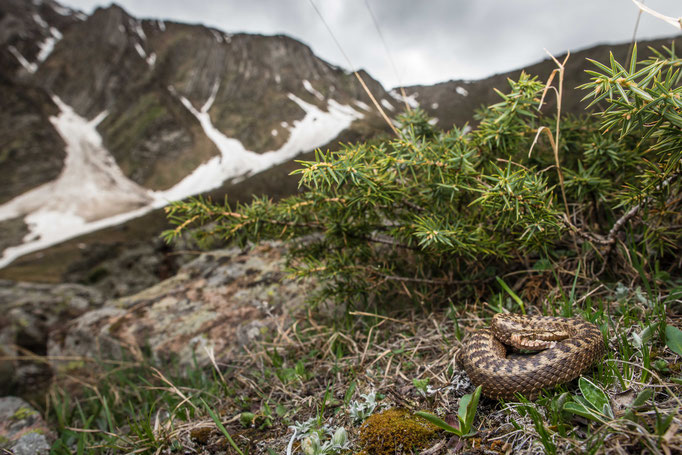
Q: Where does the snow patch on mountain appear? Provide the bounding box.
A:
[389,90,419,109]
[353,100,370,111]
[0,87,364,268]
[33,13,48,28]
[161,83,268,200]
[160,85,363,202]
[274,95,362,163]
[0,98,155,268]
[210,29,223,43]
[134,43,146,59]
[131,41,155,66]
[303,80,325,101]
[200,81,220,112]
[380,99,394,111]
[8,46,37,73]
[37,27,62,62]
[134,22,146,40]
[50,3,72,15]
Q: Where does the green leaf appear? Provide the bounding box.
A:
[629,84,654,101]
[532,258,552,271]
[665,325,682,356]
[656,411,675,436]
[414,411,462,436]
[587,58,613,74]
[629,43,638,74]
[239,412,255,428]
[639,324,657,347]
[632,388,653,408]
[579,377,613,418]
[574,395,597,412]
[458,394,472,424]
[461,385,482,436]
[563,401,602,422]
[624,388,653,421]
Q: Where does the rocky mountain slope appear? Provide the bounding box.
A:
[0,0,79,204]
[406,36,682,130]
[0,0,394,269]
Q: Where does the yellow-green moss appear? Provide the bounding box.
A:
[12,406,37,421]
[356,408,438,455]
[0,435,11,448]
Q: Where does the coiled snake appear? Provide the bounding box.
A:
[461,314,605,399]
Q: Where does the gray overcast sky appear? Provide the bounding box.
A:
[58,0,682,88]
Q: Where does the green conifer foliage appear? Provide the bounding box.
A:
[164,46,682,307]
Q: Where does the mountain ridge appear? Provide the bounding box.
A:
[1,0,680,290]
[404,37,682,129]
[0,0,393,269]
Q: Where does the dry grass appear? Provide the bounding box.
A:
[46,275,677,455]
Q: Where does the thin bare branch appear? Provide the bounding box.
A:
[307,0,400,136]
[631,0,682,29]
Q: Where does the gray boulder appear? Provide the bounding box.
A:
[49,242,312,368]
[0,396,53,455]
[0,280,104,395]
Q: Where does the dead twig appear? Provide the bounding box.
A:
[631,0,682,30]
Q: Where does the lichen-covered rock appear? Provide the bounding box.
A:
[0,280,104,395]
[0,396,54,455]
[49,242,312,367]
[48,306,126,372]
[61,237,184,299]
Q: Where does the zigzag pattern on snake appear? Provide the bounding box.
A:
[461,314,606,399]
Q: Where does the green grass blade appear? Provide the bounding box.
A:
[496,277,526,314]
[202,399,245,455]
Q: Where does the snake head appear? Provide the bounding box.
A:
[492,314,571,350]
[510,332,564,350]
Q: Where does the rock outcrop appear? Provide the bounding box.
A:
[0,281,104,396]
[0,396,54,455]
[49,241,311,370]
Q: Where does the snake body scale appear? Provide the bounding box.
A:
[461,314,605,399]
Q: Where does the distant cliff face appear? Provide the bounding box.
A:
[1,1,391,197]
[0,0,397,268]
[0,0,81,204]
